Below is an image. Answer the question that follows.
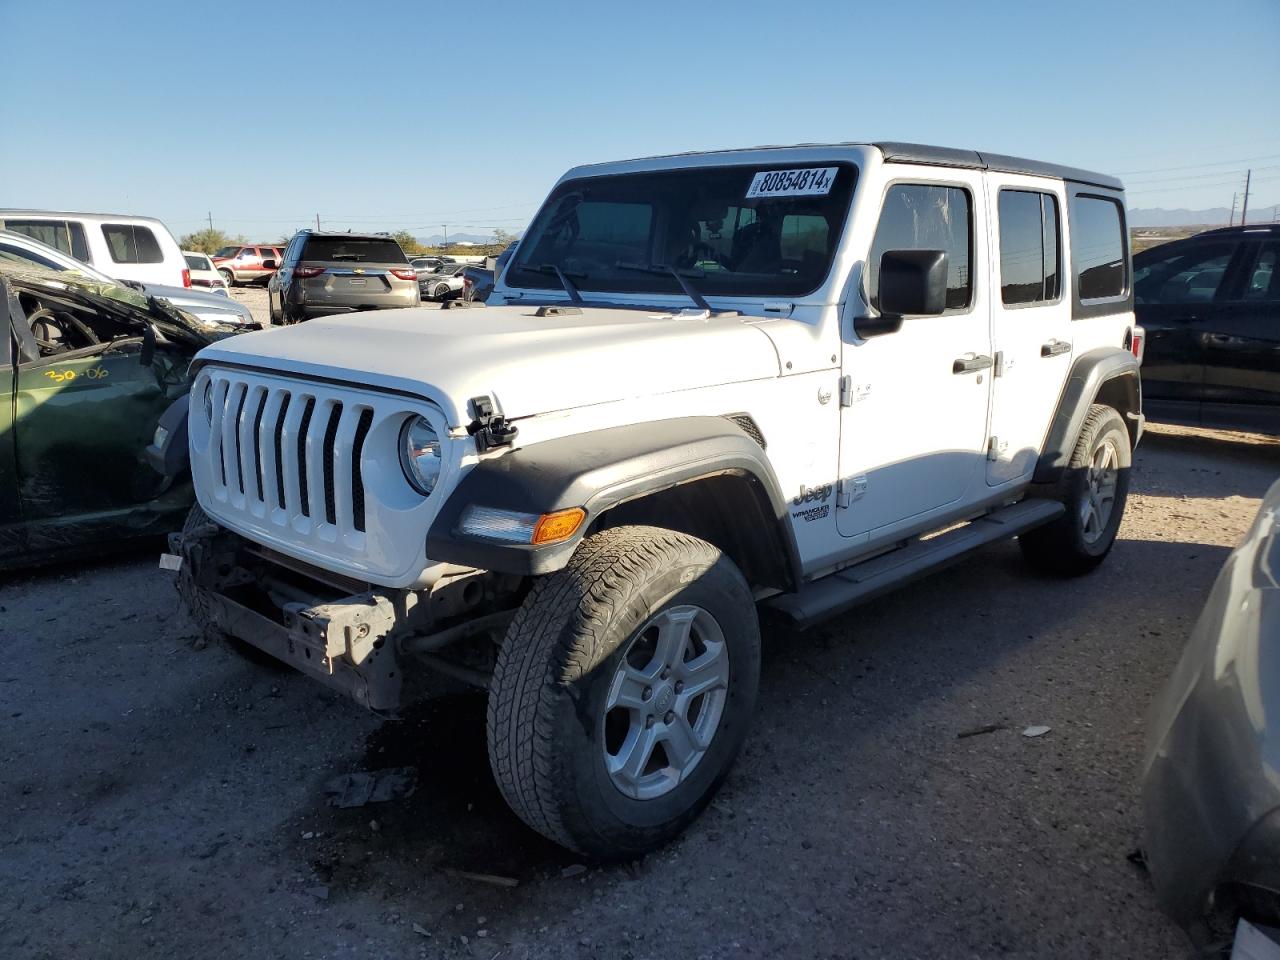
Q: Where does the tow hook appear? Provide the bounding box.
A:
[466,395,518,451]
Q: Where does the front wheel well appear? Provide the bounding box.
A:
[589,473,796,595]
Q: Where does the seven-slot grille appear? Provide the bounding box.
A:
[205,374,376,537]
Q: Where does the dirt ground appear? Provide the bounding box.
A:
[2,422,1276,960]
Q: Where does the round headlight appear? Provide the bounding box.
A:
[400,416,442,496]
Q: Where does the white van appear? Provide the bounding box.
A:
[0,210,190,288]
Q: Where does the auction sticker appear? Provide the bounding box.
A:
[745,167,838,199]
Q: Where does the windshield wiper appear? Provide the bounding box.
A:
[532,263,586,305]
[615,262,712,313]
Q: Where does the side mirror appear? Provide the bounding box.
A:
[855,249,949,338]
[262,259,278,270]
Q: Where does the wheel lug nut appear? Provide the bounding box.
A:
[661,669,670,679]
[664,711,675,724]
[674,681,684,693]
[642,687,652,701]
[645,716,655,729]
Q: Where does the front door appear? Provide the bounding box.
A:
[838,172,992,542]
[986,178,1074,485]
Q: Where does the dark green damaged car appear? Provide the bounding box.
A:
[0,260,233,570]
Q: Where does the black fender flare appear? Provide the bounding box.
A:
[427,416,801,584]
[1033,347,1143,484]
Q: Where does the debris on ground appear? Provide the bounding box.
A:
[443,868,520,888]
[304,885,329,901]
[1022,725,1052,738]
[560,864,588,878]
[957,723,1006,739]
[324,768,419,808]
[412,923,431,938]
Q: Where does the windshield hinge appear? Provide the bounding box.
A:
[993,350,1005,377]
[466,396,518,452]
[762,301,795,317]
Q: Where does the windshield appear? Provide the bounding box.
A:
[213,245,240,258]
[300,236,407,264]
[507,162,857,299]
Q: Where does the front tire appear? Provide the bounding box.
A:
[487,525,760,859]
[218,268,235,288]
[1020,404,1131,575]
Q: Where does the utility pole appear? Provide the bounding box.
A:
[1230,193,1238,227]
[442,224,448,250]
[316,214,321,230]
[207,211,214,232]
[1241,169,1252,225]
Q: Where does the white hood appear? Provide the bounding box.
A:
[194,304,782,424]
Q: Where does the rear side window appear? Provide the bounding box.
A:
[1244,243,1279,302]
[102,223,163,264]
[300,236,408,264]
[867,183,972,311]
[1134,242,1236,305]
[184,253,210,270]
[1071,196,1126,301]
[4,219,90,262]
[998,190,1061,306]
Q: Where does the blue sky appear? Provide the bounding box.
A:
[2,0,1278,241]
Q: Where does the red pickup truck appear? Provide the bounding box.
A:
[212,244,284,286]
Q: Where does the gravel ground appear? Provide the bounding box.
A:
[2,422,1276,960]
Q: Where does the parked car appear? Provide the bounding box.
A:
[1142,477,1280,948]
[1136,224,1280,433]
[266,230,419,323]
[410,256,443,277]
[211,244,285,287]
[461,244,518,303]
[0,209,191,288]
[0,260,224,569]
[424,264,468,301]
[167,141,1143,859]
[0,230,255,330]
[183,251,228,294]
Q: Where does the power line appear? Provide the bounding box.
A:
[1116,152,1280,175]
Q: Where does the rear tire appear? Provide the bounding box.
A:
[487,525,760,859]
[218,268,235,288]
[1020,404,1131,576]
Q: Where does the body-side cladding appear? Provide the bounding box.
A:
[1033,347,1142,483]
[426,417,801,587]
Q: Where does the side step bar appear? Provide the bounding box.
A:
[767,498,1065,627]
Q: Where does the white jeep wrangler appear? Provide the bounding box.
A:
[169,142,1143,858]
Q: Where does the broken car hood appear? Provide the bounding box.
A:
[192,304,782,423]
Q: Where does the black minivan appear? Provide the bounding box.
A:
[1137,224,1280,433]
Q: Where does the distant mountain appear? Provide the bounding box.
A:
[1129,205,1280,228]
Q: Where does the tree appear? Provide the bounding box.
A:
[492,228,518,248]
[392,230,424,256]
[179,228,238,254]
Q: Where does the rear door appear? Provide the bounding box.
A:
[1134,238,1244,425]
[985,177,1073,485]
[1199,239,1280,430]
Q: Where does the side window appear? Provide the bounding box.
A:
[1243,243,1279,302]
[4,219,88,261]
[867,183,972,311]
[101,224,164,264]
[998,189,1061,306]
[1133,242,1236,305]
[1071,196,1127,301]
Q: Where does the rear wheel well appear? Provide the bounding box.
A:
[590,473,794,595]
[1094,372,1141,450]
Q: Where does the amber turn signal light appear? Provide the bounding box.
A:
[531,507,586,545]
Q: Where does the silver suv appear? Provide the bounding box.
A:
[267,230,420,324]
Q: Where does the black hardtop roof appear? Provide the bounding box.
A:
[873,142,1124,192]
[298,229,404,241]
[1194,223,1280,238]
[591,141,1124,192]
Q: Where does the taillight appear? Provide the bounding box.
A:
[1131,330,1145,363]
[294,266,325,278]
[390,268,417,281]
[182,268,192,288]
[463,277,474,288]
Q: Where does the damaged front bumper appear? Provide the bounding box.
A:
[171,521,513,711]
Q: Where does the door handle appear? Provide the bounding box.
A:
[1040,340,1072,357]
[952,355,993,374]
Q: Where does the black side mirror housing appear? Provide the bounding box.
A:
[855,249,949,339]
[262,259,278,270]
